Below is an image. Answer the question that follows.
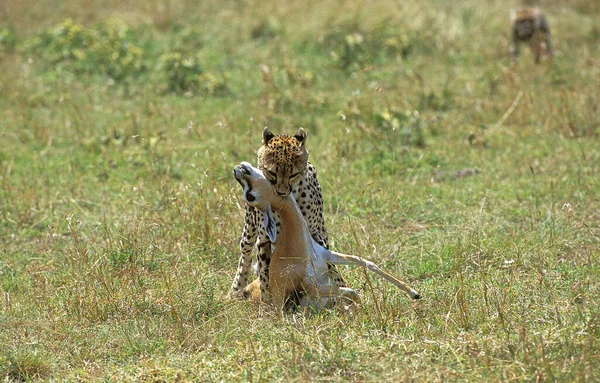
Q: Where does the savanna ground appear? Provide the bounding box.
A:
[1,0,599,381]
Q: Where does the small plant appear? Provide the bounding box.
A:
[251,17,282,40]
[325,28,370,71]
[109,248,136,268]
[170,25,205,52]
[374,108,425,148]
[158,52,204,94]
[383,34,413,59]
[198,71,231,97]
[157,52,230,96]
[0,27,16,54]
[418,88,454,111]
[26,19,94,73]
[284,66,314,88]
[559,91,600,138]
[0,351,51,381]
[321,20,422,72]
[0,265,29,293]
[338,96,372,129]
[92,18,146,80]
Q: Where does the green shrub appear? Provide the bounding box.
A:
[375,108,425,148]
[25,19,93,72]
[251,17,282,40]
[338,96,372,129]
[321,20,420,72]
[169,25,205,52]
[418,88,454,111]
[339,97,425,148]
[198,71,231,96]
[91,18,146,80]
[157,52,203,94]
[284,66,314,88]
[0,351,51,382]
[323,25,370,71]
[157,51,229,96]
[0,27,16,54]
[24,18,145,80]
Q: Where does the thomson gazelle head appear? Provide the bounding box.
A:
[234,161,280,242]
[233,162,275,208]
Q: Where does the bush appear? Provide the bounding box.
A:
[91,18,146,80]
[251,18,282,40]
[375,108,425,148]
[323,25,370,72]
[339,97,426,149]
[157,52,229,96]
[158,52,202,94]
[321,20,419,72]
[24,18,146,80]
[0,27,16,54]
[169,25,205,52]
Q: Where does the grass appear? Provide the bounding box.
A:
[1,0,599,381]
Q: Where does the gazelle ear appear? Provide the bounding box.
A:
[263,127,274,145]
[294,127,307,147]
[263,203,277,243]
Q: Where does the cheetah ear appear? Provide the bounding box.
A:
[263,127,275,145]
[263,203,277,243]
[294,127,307,147]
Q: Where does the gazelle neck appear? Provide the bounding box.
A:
[271,194,313,258]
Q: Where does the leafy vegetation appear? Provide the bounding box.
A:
[24,18,146,81]
[1,0,599,381]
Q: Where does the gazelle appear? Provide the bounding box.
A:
[233,162,421,312]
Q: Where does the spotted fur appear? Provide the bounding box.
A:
[230,127,345,301]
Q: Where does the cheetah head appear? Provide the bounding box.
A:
[257,127,308,197]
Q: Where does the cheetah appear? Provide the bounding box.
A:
[233,161,420,312]
[510,7,553,64]
[229,127,345,301]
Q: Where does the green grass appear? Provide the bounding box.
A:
[1,0,599,381]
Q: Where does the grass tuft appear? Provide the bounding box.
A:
[1,351,52,382]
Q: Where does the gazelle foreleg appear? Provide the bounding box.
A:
[324,251,421,300]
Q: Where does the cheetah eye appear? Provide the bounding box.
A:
[265,171,277,184]
[290,172,301,181]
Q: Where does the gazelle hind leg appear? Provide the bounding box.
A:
[324,250,421,300]
[302,282,361,312]
[310,284,361,304]
[327,286,361,314]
